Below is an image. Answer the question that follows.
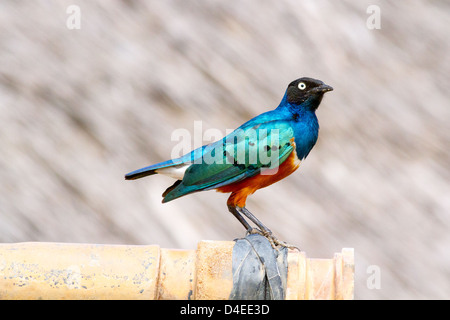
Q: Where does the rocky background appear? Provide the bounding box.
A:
[0,0,449,299]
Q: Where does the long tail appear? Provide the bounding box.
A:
[124,159,182,180]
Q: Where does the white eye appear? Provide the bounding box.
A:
[298,82,306,90]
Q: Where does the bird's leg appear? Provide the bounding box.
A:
[228,205,299,250]
[237,206,272,236]
[227,205,253,233]
[237,206,276,247]
[238,206,300,250]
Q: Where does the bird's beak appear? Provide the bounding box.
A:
[317,84,333,93]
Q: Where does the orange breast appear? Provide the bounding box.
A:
[216,150,301,207]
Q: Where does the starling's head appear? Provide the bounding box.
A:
[285,77,333,110]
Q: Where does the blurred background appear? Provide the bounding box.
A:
[0,0,449,299]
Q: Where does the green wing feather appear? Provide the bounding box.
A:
[162,121,295,202]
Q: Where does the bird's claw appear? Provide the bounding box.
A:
[246,228,300,251]
[246,227,267,236]
[265,234,300,251]
[270,237,300,251]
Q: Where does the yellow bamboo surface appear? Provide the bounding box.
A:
[0,241,353,300]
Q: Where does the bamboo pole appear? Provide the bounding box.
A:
[0,241,353,300]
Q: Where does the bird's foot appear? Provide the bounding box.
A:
[268,236,301,251]
[246,227,266,236]
[246,228,300,251]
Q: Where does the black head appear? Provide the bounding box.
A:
[286,77,333,109]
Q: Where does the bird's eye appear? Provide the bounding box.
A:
[298,82,306,90]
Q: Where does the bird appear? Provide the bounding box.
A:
[125,77,332,246]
